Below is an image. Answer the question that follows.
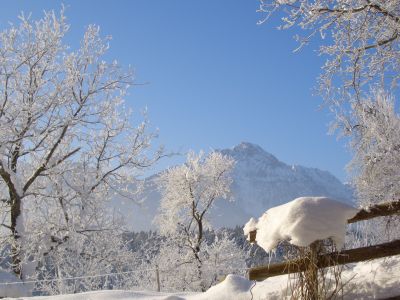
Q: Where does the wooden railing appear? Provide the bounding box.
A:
[246,200,400,281]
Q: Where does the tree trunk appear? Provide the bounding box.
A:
[10,192,22,279]
[192,246,206,292]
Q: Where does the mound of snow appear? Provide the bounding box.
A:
[194,274,256,300]
[244,197,358,252]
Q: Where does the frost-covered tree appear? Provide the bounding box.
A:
[132,230,247,292]
[0,9,160,282]
[34,221,136,294]
[349,91,400,206]
[258,1,400,242]
[153,233,246,292]
[258,1,400,202]
[155,151,235,258]
[19,169,142,294]
[154,151,242,291]
[201,233,247,285]
[258,0,400,112]
[346,90,400,242]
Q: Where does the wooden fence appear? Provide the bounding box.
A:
[246,200,400,281]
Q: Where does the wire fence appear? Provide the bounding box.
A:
[0,268,158,286]
[0,265,249,294]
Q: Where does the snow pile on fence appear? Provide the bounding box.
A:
[244,196,358,251]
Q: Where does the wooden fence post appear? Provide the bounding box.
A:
[155,264,160,292]
[306,241,320,300]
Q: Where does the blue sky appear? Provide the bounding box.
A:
[0,0,352,181]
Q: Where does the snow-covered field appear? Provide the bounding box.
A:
[4,255,400,300]
[4,197,399,299]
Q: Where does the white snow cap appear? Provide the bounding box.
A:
[245,197,358,252]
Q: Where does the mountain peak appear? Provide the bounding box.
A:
[226,142,280,164]
[234,142,265,153]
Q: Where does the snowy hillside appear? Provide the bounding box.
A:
[115,142,353,231]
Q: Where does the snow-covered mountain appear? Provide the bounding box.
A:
[116,142,353,231]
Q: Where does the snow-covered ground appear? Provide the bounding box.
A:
[4,255,400,300]
[4,196,399,299]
